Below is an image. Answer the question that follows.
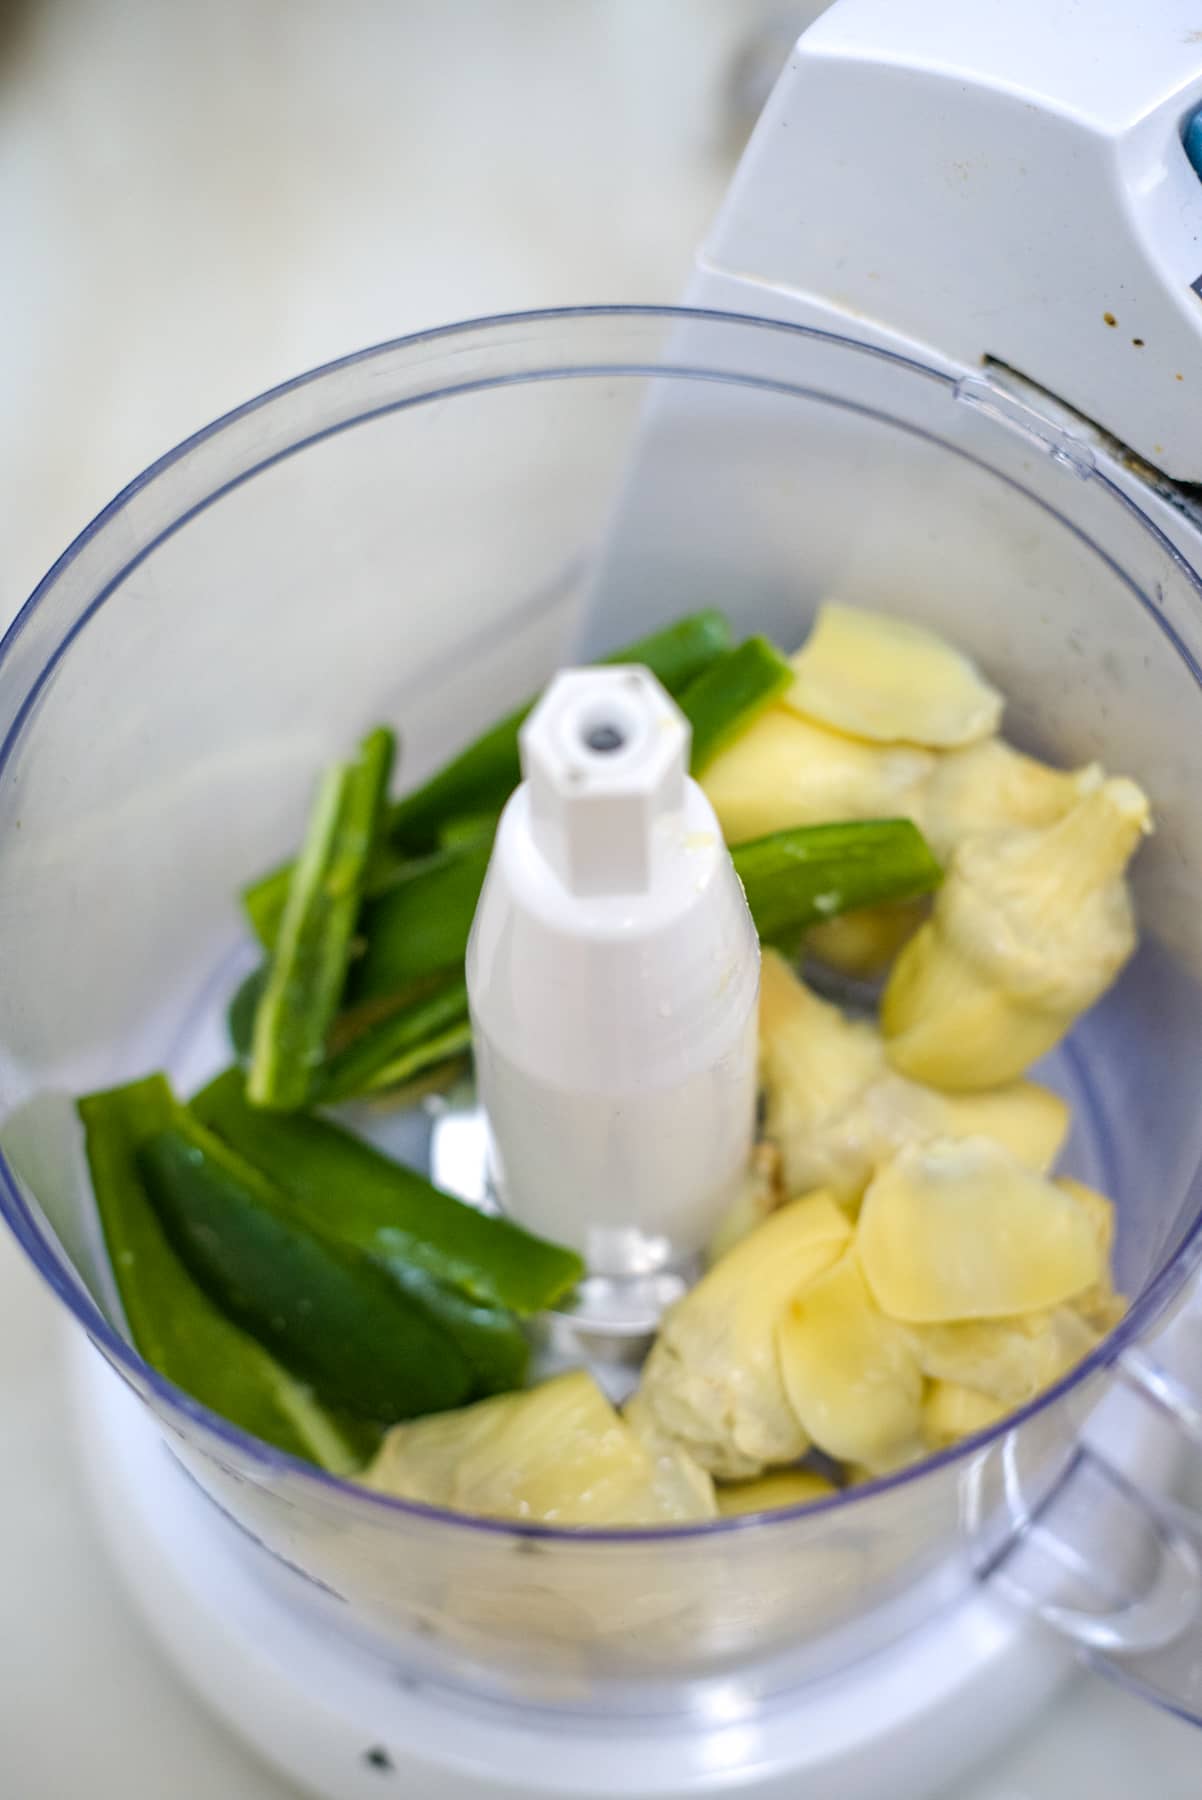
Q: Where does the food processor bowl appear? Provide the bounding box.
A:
[2,309,1202,1732]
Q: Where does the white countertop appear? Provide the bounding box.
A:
[0,2,1199,1793]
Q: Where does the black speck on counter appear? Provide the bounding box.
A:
[364,1746,394,1774]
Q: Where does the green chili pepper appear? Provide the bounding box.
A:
[381,1263,528,1397]
[346,837,492,1007]
[139,1119,474,1422]
[678,636,793,774]
[248,727,395,1110]
[227,962,266,1063]
[192,1067,582,1316]
[315,976,472,1104]
[77,1077,376,1471]
[732,818,941,946]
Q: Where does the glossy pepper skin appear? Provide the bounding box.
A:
[77,1077,376,1471]
[138,1119,476,1421]
[732,818,941,948]
[249,726,394,1110]
[192,1067,583,1317]
[677,634,792,773]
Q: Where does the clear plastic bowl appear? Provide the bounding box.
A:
[2,307,1202,1721]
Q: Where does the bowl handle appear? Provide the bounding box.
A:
[977,1301,1202,1724]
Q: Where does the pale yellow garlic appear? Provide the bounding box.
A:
[849,1069,1070,1187]
[701,705,934,845]
[636,1191,851,1479]
[857,1136,1104,1323]
[1075,1290,1129,1334]
[916,737,1101,863]
[758,950,885,1199]
[797,1070,1071,1210]
[777,1247,924,1470]
[842,1446,929,1484]
[882,777,1151,1090]
[622,1390,723,1520]
[915,1307,1101,1403]
[760,952,1068,1205]
[922,1381,1010,1449]
[784,603,1003,748]
[706,1142,783,1264]
[365,1371,716,1526]
[922,1080,1069,1175]
[806,899,928,980]
[1059,1177,1115,1261]
[1057,1177,1128,1334]
[716,1469,837,1516]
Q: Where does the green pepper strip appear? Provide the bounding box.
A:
[731,818,941,946]
[346,816,941,1016]
[139,1117,475,1422]
[347,836,491,1006]
[192,1067,583,1317]
[77,1077,377,1471]
[315,976,472,1104]
[678,635,793,774]
[248,727,394,1110]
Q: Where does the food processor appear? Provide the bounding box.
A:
[4,1,1202,1795]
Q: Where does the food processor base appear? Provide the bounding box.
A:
[72,1337,1073,1800]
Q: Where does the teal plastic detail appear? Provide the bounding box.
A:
[1185,111,1202,181]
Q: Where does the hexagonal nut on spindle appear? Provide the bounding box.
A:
[518,666,689,897]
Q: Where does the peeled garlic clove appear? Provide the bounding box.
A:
[784,603,1003,748]
[366,1371,717,1526]
[716,1469,837,1515]
[1074,1289,1128,1333]
[917,738,1100,863]
[365,1383,508,1506]
[881,923,1056,1090]
[701,705,934,845]
[922,1381,1010,1449]
[637,1191,852,1479]
[1057,1178,1128,1334]
[759,950,884,1200]
[622,1390,722,1520]
[778,1247,924,1468]
[761,950,1067,1209]
[929,1079,1069,1174]
[760,950,885,1109]
[883,778,1150,1090]
[1058,1177,1116,1262]
[843,1455,923,1485]
[853,1068,1069,1179]
[707,1142,782,1264]
[858,1136,1104,1323]
[915,1307,1100,1403]
[806,898,928,979]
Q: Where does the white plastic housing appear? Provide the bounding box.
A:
[698,0,1202,481]
[466,667,759,1273]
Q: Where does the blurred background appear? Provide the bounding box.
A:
[0,0,813,627]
